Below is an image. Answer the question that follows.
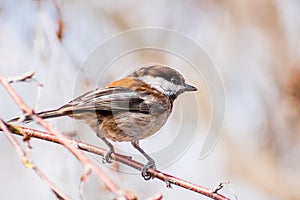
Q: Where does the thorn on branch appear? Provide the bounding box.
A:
[52,189,67,200]
[213,181,230,193]
[22,132,31,142]
[165,178,172,188]
[22,132,33,149]
[213,181,238,199]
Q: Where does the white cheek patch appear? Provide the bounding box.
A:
[140,75,184,96]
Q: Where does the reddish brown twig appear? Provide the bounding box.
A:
[4,124,231,200]
[0,119,71,200]
[7,71,36,83]
[0,75,132,199]
[146,194,163,200]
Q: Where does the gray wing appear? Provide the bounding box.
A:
[8,87,168,123]
[59,87,168,115]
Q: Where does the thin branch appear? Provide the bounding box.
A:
[7,71,36,83]
[3,124,231,200]
[6,71,43,112]
[0,119,70,200]
[146,194,163,200]
[0,75,132,199]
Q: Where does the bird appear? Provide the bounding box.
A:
[9,65,197,180]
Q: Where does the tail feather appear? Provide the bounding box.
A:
[8,109,66,123]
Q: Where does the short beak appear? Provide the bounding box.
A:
[185,84,197,92]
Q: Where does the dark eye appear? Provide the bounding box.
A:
[170,76,180,85]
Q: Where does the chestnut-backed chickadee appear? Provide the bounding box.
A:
[10,65,197,179]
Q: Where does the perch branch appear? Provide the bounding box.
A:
[3,124,231,200]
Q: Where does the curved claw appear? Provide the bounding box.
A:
[102,150,114,164]
[141,160,156,180]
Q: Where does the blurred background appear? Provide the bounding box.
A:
[1,0,300,199]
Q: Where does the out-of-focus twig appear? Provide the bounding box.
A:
[50,0,64,41]
[0,74,132,199]
[146,194,163,200]
[0,119,70,200]
[6,71,43,111]
[7,71,36,84]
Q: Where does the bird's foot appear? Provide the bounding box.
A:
[141,160,156,180]
[102,150,114,164]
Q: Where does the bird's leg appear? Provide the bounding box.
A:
[99,136,115,163]
[131,140,156,180]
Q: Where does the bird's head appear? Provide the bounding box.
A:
[128,65,197,100]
